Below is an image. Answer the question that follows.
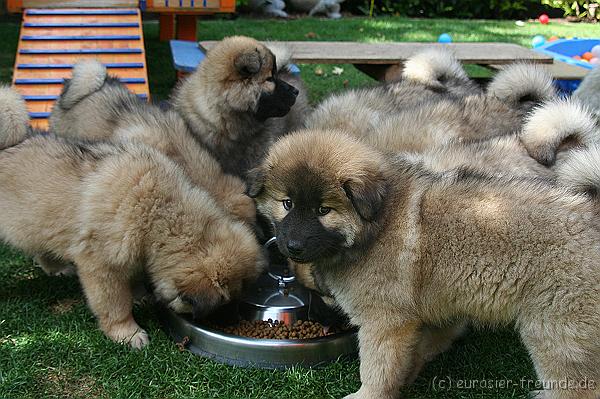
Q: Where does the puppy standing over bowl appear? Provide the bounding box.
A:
[49,60,255,225]
[248,129,600,399]
[0,87,264,348]
[172,36,309,178]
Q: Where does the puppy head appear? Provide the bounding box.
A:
[200,36,298,120]
[151,219,265,318]
[248,129,389,263]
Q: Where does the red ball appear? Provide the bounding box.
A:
[539,14,549,24]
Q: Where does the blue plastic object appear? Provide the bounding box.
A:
[29,112,51,119]
[438,33,452,43]
[24,22,139,28]
[534,38,599,95]
[25,9,137,15]
[535,38,599,69]
[22,35,140,41]
[20,48,142,55]
[15,78,145,85]
[17,63,143,69]
[170,40,206,73]
[23,94,147,101]
[532,35,546,48]
[170,40,301,75]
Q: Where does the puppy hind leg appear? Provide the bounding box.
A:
[520,324,600,399]
[405,321,468,385]
[74,256,149,349]
[344,320,422,399]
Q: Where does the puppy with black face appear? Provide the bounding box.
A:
[247,129,388,263]
[172,36,309,179]
[250,129,600,399]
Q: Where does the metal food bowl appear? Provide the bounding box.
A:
[159,238,357,369]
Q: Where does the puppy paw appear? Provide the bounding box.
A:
[343,386,394,399]
[127,329,150,349]
[105,320,149,349]
[529,390,549,399]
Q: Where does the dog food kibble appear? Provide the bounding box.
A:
[214,319,335,339]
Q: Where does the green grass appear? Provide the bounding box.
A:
[1,15,600,399]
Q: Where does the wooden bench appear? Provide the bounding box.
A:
[199,40,588,82]
[199,41,557,80]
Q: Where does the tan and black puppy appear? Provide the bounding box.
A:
[249,129,600,399]
[49,60,255,226]
[172,36,309,178]
[0,87,264,349]
[308,54,556,147]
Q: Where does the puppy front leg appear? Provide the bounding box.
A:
[344,320,422,399]
[75,257,149,349]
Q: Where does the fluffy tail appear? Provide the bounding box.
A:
[57,59,107,110]
[265,42,293,72]
[556,144,600,197]
[401,48,470,88]
[487,63,555,108]
[0,86,30,150]
[520,98,597,166]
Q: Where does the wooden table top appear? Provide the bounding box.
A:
[199,41,554,65]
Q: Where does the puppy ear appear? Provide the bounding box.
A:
[246,167,265,198]
[343,174,387,222]
[234,49,262,78]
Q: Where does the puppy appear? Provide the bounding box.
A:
[49,60,255,225]
[1,87,264,348]
[249,128,600,399]
[171,36,309,178]
[308,54,555,145]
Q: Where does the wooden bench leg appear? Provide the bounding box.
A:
[159,14,175,42]
[176,14,197,41]
[354,63,403,82]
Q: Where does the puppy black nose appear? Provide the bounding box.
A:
[290,86,299,96]
[286,239,304,256]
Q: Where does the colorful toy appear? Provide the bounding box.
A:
[532,35,546,48]
[438,33,452,43]
[539,13,549,24]
[548,35,559,42]
[583,51,594,61]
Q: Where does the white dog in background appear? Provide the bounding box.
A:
[289,0,344,18]
[250,0,344,18]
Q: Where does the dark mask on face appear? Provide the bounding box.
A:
[255,78,299,121]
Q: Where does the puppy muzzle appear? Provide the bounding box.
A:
[255,78,299,120]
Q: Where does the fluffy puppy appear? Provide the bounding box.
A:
[249,129,600,399]
[308,57,555,144]
[171,36,309,178]
[49,60,255,225]
[1,90,264,348]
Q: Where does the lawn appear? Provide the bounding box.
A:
[1,15,600,399]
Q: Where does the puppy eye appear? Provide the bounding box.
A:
[317,206,331,216]
[283,199,293,210]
